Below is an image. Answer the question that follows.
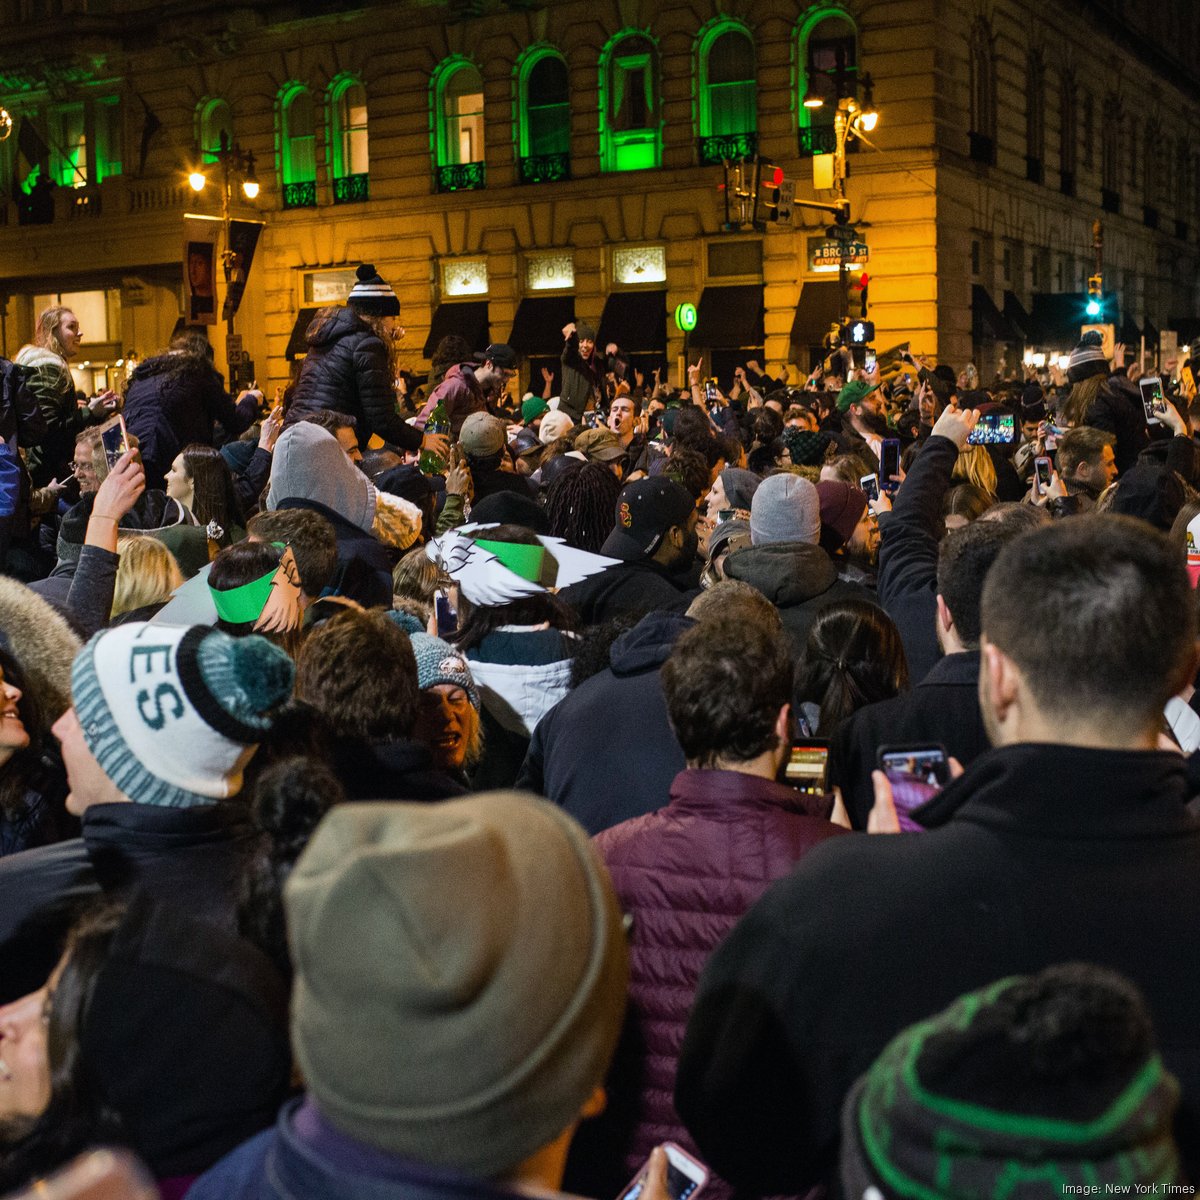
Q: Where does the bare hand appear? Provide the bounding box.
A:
[635,1147,672,1200]
[422,432,451,460]
[93,449,144,521]
[931,403,981,451]
[562,322,576,339]
[444,444,472,498]
[88,390,119,415]
[606,343,618,357]
[868,489,892,516]
[541,366,554,383]
[869,757,963,834]
[687,359,703,387]
[634,368,645,389]
[1161,397,1189,437]
[259,407,283,452]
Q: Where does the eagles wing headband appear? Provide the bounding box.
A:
[209,544,304,631]
[426,526,616,606]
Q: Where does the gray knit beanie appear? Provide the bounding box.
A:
[71,622,295,808]
[750,473,821,546]
[719,467,761,512]
[1067,330,1109,383]
[408,632,480,709]
[286,795,629,1177]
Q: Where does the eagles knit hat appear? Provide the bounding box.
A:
[458,412,507,458]
[750,473,822,546]
[71,622,294,808]
[1068,329,1110,383]
[408,632,480,709]
[522,396,550,424]
[347,264,400,318]
[840,964,1182,1200]
[817,480,869,553]
[781,427,830,467]
[601,477,695,561]
[285,795,629,1177]
[837,380,876,413]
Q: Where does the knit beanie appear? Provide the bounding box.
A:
[575,322,597,342]
[750,474,821,546]
[840,964,1182,1200]
[347,263,400,318]
[71,622,295,808]
[781,427,830,467]
[1067,330,1109,383]
[837,380,876,413]
[539,410,576,444]
[267,423,377,534]
[56,495,93,564]
[816,480,869,553]
[286,795,629,1177]
[522,396,549,424]
[408,632,480,709]
[719,467,761,512]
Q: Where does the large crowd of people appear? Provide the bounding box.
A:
[1,259,1200,1198]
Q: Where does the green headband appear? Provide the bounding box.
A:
[209,543,285,625]
[474,538,559,588]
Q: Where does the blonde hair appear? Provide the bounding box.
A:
[34,306,76,360]
[952,445,997,499]
[111,536,184,618]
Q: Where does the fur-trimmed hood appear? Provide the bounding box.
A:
[0,576,82,720]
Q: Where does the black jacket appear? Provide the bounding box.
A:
[122,353,249,490]
[330,738,467,802]
[876,433,957,682]
[0,800,256,1002]
[722,541,873,657]
[559,557,695,627]
[1085,374,1149,474]
[286,307,419,451]
[559,331,605,423]
[518,611,692,833]
[829,650,989,828]
[676,744,1200,1193]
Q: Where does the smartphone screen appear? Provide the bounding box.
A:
[704,379,720,403]
[1139,376,1167,424]
[100,418,129,470]
[879,439,901,491]
[967,412,1015,445]
[783,741,830,794]
[878,745,950,831]
[618,1145,708,1200]
[716,508,737,523]
[1034,456,1053,494]
[859,473,879,501]
[864,351,877,372]
[434,591,457,638]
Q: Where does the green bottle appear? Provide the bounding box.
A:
[418,400,450,474]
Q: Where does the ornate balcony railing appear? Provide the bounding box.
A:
[333,173,369,204]
[698,132,757,165]
[282,180,317,209]
[435,162,486,193]
[518,153,570,184]
[798,125,838,157]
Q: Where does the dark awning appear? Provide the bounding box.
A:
[285,307,319,360]
[1030,293,1089,348]
[972,285,1017,342]
[508,296,575,357]
[423,301,490,359]
[790,279,842,352]
[597,289,666,353]
[1170,318,1200,348]
[689,284,764,348]
[1002,291,1034,342]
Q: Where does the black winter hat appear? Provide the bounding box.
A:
[347,263,400,317]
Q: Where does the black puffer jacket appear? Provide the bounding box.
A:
[123,352,248,490]
[286,307,420,451]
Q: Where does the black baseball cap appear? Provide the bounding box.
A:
[477,343,518,370]
[601,478,695,562]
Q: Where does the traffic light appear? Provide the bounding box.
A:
[841,319,876,346]
[1086,273,1103,319]
[846,271,869,321]
[753,161,785,224]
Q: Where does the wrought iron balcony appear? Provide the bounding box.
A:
[518,153,570,184]
[282,180,317,209]
[435,162,486,193]
[333,173,369,204]
[698,132,757,165]
[798,125,838,157]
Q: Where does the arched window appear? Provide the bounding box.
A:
[279,84,317,208]
[516,49,570,184]
[796,8,858,158]
[698,21,756,163]
[1059,70,1076,194]
[330,77,369,203]
[968,20,996,164]
[1101,96,1120,210]
[198,99,233,163]
[1025,52,1044,183]
[432,58,485,192]
[599,31,661,173]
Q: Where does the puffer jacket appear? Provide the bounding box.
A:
[122,352,248,490]
[1083,373,1149,474]
[565,769,846,1199]
[15,344,90,486]
[286,307,419,451]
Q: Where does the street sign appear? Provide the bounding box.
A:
[777,180,796,224]
[808,236,869,272]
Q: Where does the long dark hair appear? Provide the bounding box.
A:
[795,600,909,735]
[181,444,244,542]
[451,525,577,652]
[0,904,127,1194]
[0,643,65,836]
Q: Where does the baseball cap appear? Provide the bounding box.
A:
[575,428,626,463]
[601,478,695,562]
[458,412,507,458]
[478,344,518,371]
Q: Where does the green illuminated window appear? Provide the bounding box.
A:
[432,58,486,191]
[796,9,858,157]
[281,86,317,184]
[331,78,368,177]
[516,50,570,182]
[94,97,121,182]
[52,104,87,187]
[199,98,233,164]
[599,31,661,173]
[697,21,756,163]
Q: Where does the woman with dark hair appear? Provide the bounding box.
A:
[0,897,290,1198]
[546,462,622,554]
[0,640,70,858]
[794,599,909,737]
[164,443,245,546]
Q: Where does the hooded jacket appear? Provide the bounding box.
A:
[518,611,693,833]
[422,362,487,437]
[568,770,845,1199]
[287,307,420,451]
[558,558,695,627]
[267,423,377,533]
[330,738,467,803]
[559,331,605,424]
[676,744,1200,1194]
[722,541,873,655]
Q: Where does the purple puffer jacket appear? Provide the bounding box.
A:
[585,769,847,1198]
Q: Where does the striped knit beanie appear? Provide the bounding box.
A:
[348,263,400,318]
[71,622,295,808]
[1067,330,1109,383]
[840,964,1182,1200]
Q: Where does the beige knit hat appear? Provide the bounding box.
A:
[285,793,629,1177]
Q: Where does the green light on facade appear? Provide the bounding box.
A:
[675,302,697,332]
